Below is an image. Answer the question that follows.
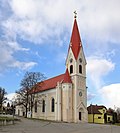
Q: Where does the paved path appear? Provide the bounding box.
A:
[0,118,120,133]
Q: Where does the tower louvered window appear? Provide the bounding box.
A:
[70,65,73,74]
[79,65,82,74]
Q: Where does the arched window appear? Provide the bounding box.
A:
[70,65,73,74]
[79,65,82,74]
[42,100,45,112]
[28,102,30,111]
[35,101,37,113]
[51,98,55,112]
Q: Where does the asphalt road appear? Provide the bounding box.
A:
[0,118,120,133]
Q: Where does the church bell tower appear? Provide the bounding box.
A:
[66,13,88,122]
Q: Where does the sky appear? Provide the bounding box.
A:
[0,0,120,109]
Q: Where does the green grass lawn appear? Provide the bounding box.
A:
[115,123,120,126]
[0,116,20,121]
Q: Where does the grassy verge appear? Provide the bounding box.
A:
[0,116,20,121]
[27,117,52,122]
[115,123,120,126]
[27,117,60,123]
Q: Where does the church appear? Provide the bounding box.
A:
[16,14,88,123]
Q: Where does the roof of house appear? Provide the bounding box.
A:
[34,68,72,93]
[87,105,107,114]
[69,18,82,60]
[106,108,114,115]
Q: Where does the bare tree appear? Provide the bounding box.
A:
[16,72,45,118]
[107,108,117,123]
[0,87,7,111]
[116,108,120,122]
[16,87,30,117]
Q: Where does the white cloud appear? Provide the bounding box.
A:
[6,93,16,101]
[12,61,37,71]
[4,0,119,45]
[0,40,36,72]
[100,83,120,108]
[9,0,37,19]
[8,41,29,51]
[0,0,120,74]
[79,0,120,44]
[0,0,115,47]
[87,92,96,101]
[87,56,115,89]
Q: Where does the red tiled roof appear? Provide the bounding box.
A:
[63,68,72,83]
[69,18,82,60]
[87,105,107,114]
[36,74,64,92]
[35,69,72,93]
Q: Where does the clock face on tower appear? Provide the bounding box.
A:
[79,91,82,97]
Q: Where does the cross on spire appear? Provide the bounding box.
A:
[74,11,77,18]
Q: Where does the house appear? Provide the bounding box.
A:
[16,14,88,123]
[87,104,113,124]
[106,110,113,123]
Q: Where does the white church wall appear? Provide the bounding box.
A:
[61,83,73,122]
[32,88,56,120]
[15,105,25,117]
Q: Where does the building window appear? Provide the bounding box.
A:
[79,65,82,74]
[35,101,37,113]
[42,100,45,112]
[28,102,30,111]
[70,65,73,74]
[79,112,81,120]
[51,98,55,112]
[98,117,101,119]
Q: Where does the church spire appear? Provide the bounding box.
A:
[69,13,82,60]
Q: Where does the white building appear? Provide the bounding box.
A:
[16,15,88,123]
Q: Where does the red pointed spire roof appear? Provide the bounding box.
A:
[70,18,82,60]
[63,68,72,83]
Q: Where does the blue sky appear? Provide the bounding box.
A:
[0,0,120,108]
